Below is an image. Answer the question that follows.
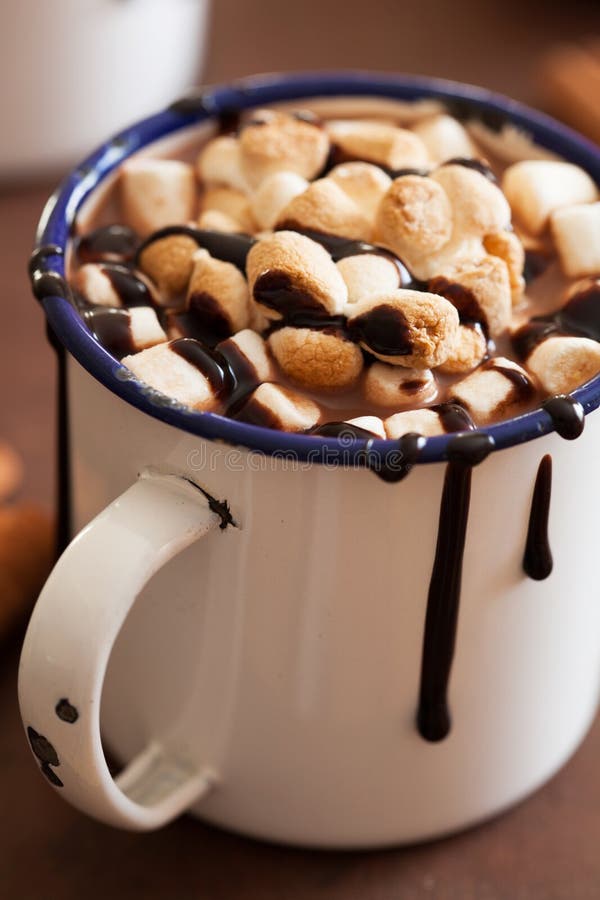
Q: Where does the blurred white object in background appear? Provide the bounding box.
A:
[0,0,211,180]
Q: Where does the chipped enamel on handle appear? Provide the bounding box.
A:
[18,472,225,830]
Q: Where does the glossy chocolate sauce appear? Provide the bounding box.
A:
[542,395,585,440]
[253,270,333,320]
[170,338,232,398]
[428,276,487,333]
[103,264,157,308]
[523,454,553,581]
[347,304,412,356]
[84,309,137,359]
[417,432,494,742]
[136,227,255,273]
[483,359,536,402]
[75,225,139,265]
[368,432,427,482]
[431,400,475,433]
[294,229,418,287]
[512,281,600,361]
[440,157,497,183]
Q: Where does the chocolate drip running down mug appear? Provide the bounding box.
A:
[19,73,600,847]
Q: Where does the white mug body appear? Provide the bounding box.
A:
[66,358,600,847]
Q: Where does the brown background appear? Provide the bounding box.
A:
[2,0,600,896]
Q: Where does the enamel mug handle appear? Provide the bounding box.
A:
[18,472,227,830]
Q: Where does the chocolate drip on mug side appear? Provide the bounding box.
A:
[523,455,553,581]
[369,432,427,482]
[417,432,494,742]
[542,395,585,440]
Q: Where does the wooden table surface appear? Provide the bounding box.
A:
[2,1,600,896]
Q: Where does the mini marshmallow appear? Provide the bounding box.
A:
[235,382,321,432]
[138,234,199,300]
[385,408,446,438]
[526,336,600,395]
[276,178,371,241]
[87,306,166,359]
[197,209,244,233]
[197,135,250,192]
[246,231,348,320]
[431,164,511,237]
[430,254,512,338]
[200,186,256,234]
[374,175,453,274]
[120,159,197,236]
[328,162,392,221]
[250,171,309,230]
[239,110,330,188]
[450,357,534,424]
[268,327,363,391]
[336,253,401,306]
[122,339,221,411]
[437,324,487,374]
[346,289,459,369]
[344,416,386,438]
[216,328,276,384]
[364,361,437,408]
[411,114,475,163]
[186,249,250,336]
[483,230,526,302]
[502,161,597,235]
[550,202,600,278]
[75,263,160,309]
[326,120,429,171]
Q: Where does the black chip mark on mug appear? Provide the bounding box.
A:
[55,699,79,724]
[27,726,64,788]
[182,479,238,530]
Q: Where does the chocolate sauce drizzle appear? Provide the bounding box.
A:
[368,432,427,482]
[293,229,418,287]
[417,432,494,742]
[75,225,139,265]
[512,282,600,361]
[523,455,553,581]
[440,157,497,183]
[542,395,585,440]
[135,226,255,273]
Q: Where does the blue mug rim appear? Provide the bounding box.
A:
[35,70,600,467]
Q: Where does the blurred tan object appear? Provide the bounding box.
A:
[0,505,54,641]
[0,442,24,503]
[539,40,600,144]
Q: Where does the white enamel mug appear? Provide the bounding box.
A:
[18,73,600,848]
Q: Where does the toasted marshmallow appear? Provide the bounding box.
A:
[345,416,386,438]
[483,230,526,302]
[138,234,199,300]
[86,306,167,358]
[430,254,512,338]
[450,357,535,424]
[431,164,511,236]
[120,159,196,236]
[385,408,446,438]
[550,202,600,278]
[347,289,459,369]
[328,162,392,221]
[502,161,597,235]
[200,186,256,233]
[239,110,330,188]
[412,115,475,163]
[235,382,321,432]
[336,253,401,306]
[437,324,487,374]
[217,328,276,384]
[526,336,600,395]
[276,178,371,241]
[197,209,244,233]
[76,263,160,309]
[246,231,348,320]
[374,175,453,273]
[268,327,363,391]
[250,171,309,230]
[365,361,437,408]
[326,120,429,170]
[197,135,250,192]
[186,249,250,337]
[122,339,222,411]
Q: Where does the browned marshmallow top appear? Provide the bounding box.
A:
[69,103,600,437]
